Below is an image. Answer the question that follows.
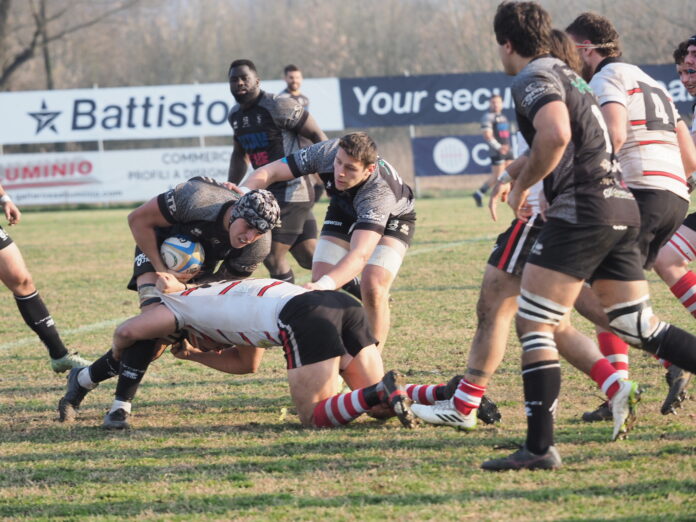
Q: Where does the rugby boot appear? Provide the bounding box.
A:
[381,370,416,428]
[661,365,691,415]
[481,444,562,471]
[412,400,477,430]
[472,191,484,207]
[103,408,131,430]
[51,352,91,374]
[611,379,641,441]
[442,375,501,425]
[581,401,612,422]
[57,367,95,422]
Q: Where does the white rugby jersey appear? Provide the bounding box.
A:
[591,60,688,200]
[161,279,308,348]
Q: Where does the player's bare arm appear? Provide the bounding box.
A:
[298,113,328,144]
[599,101,628,152]
[171,341,265,374]
[676,120,696,176]
[489,155,528,221]
[242,158,296,190]
[228,141,250,184]
[127,197,173,273]
[111,305,178,360]
[509,101,570,218]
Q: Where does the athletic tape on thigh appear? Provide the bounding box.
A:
[668,231,696,262]
[137,283,161,308]
[520,331,558,353]
[604,296,663,345]
[313,239,348,265]
[366,244,404,275]
[517,289,570,325]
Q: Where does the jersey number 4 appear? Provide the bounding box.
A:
[638,82,676,132]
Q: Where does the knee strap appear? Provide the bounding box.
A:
[517,289,569,326]
[605,296,663,346]
[313,238,348,265]
[366,244,404,276]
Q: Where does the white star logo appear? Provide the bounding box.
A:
[28,100,61,134]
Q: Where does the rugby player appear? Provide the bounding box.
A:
[227,59,336,292]
[566,14,696,419]
[0,182,89,373]
[479,1,696,471]
[58,274,415,430]
[241,132,416,349]
[472,94,515,207]
[278,64,310,110]
[63,182,278,428]
[411,35,639,440]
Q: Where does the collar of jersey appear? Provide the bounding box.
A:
[595,56,622,74]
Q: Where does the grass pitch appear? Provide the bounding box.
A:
[0,197,694,520]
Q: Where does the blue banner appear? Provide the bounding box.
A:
[412,135,496,177]
[340,64,694,128]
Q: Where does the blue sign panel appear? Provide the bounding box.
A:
[413,135,495,177]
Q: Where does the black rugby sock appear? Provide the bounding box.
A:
[270,270,294,284]
[14,291,68,359]
[645,324,696,373]
[522,360,561,455]
[479,183,490,194]
[114,340,158,402]
[88,350,121,383]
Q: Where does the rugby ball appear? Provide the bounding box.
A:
[160,235,205,277]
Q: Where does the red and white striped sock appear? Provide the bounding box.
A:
[670,271,696,319]
[404,383,445,404]
[597,331,629,379]
[590,358,622,400]
[312,389,370,427]
[452,378,485,415]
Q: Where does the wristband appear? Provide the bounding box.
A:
[314,274,337,291]
[498,170,513,184]
[0,194,11,205]
[239,186,251,194]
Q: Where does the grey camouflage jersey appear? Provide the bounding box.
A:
[157,177,270,277]
[228,91,314,204]
[287,139,415,235]
[512,56,639,227]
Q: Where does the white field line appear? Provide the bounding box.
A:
[0,235,494,352]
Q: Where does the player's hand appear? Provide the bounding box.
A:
[489,181,511,222]
[222,182,245,195]
[538,191,549,222]
[170,338,203,359]
[156,272,188,293]
[507,185,531,222]
[303,282,323,291]
[3,200,21,225]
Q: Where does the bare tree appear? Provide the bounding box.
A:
[0,0,141,90]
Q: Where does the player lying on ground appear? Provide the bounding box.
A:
[0,182,89,374]
[58,275,418,429]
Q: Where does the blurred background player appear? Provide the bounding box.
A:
[278,63,325,201]
[0,182,89,373]
[242,132,416,350]
[227,59,328,287]
[567,13,696,419]
[472,94,514,207]
[278,64,309,110]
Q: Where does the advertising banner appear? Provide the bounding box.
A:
[339,64,693,128]
[0,79,343,145]
[0,146,231,205]
[412,135,497,177]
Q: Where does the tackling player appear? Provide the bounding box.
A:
[479,1,696,471]
[241,132,416,350]
[69,180,279,428]
[566,13,696,419]
[472,94,515,207]
[0,182,89,373]
[227,59,332,290]
[57,275,415,430]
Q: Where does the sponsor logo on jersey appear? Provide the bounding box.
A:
[0,229,7,241]
[324,219,343,226]
[165,190,177,214]
[359,208,385,222]
[135,253,150,266]
[570,77,593,94]
[400,223,410,234]
[531,241,543,256]
[603,187,635,200]
[612,225,627,230]
[242,116,250,128]
[191,227,202,237]
[521,82,555,110]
